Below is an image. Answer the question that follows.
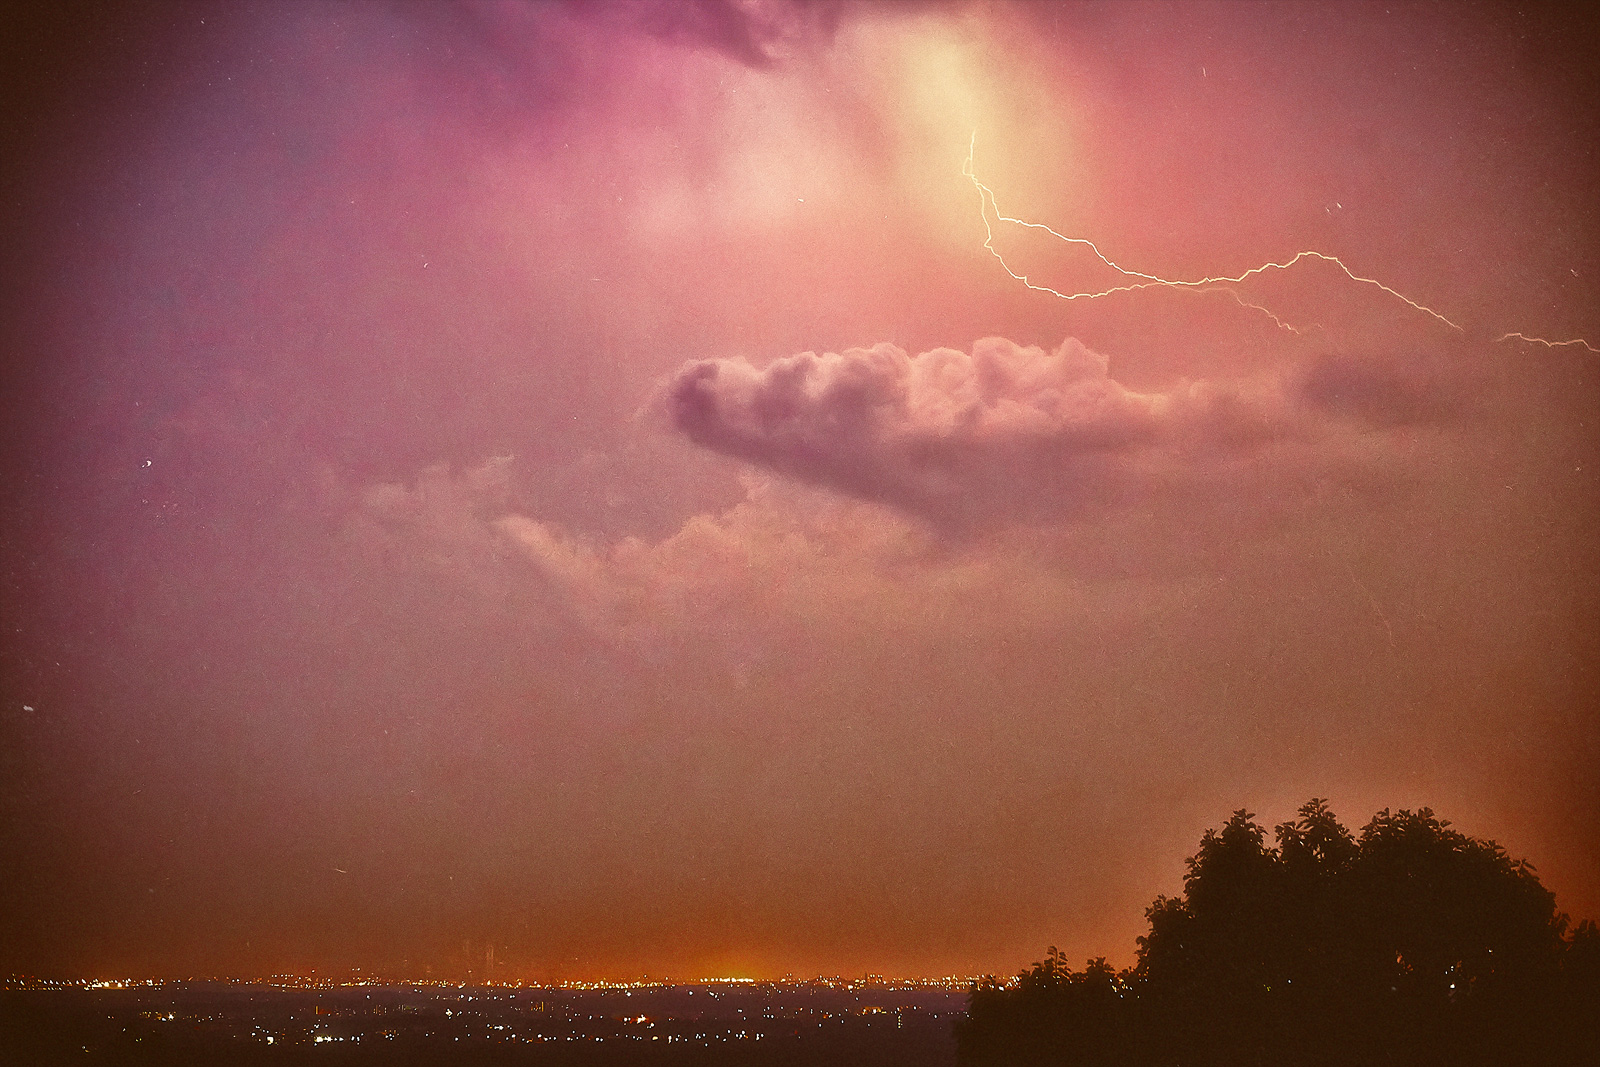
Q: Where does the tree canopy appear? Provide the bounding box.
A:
[958,800,1598,1066]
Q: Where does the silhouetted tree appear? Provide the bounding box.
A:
[957,799,1596,1067]
[960,949,1131,1067]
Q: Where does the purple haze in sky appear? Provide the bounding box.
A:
[1,0,1596,982]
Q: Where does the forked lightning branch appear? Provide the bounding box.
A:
[964,134,1597,354]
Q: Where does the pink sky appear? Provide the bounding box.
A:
[1,0,1596,981]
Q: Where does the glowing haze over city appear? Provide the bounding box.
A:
[2,0,1596,986]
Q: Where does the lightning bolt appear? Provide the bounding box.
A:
[1494,332,1600,354]
[965,133,1594,352]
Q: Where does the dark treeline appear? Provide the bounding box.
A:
[958,801,1599,1066]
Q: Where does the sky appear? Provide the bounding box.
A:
[1,0,1596,983]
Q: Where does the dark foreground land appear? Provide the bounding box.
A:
[957,803,1600,1067]
[0,980,964,1067]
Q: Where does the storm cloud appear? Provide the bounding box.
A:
[665,336,1449,528]
[3,0,1594,984]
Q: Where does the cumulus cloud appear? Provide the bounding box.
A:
[348,330,1465,658]
[665,336,1376,528]
[346,456,525,605]
[345,456,1198,666]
